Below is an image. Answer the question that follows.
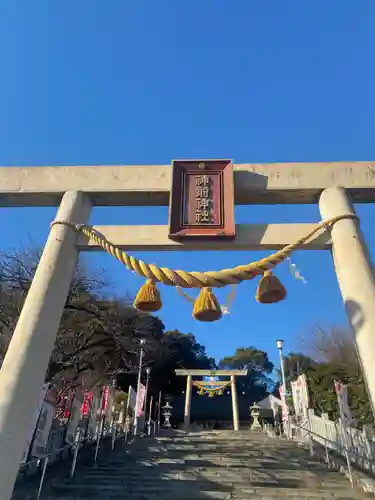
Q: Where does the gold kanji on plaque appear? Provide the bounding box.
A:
[169,159,235,240]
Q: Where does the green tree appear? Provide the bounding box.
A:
[0,246,215,406]
[147,330,216,396]
[281,352,316,386]
[218,347,274,401]
[289,325,372,427]
[303,361,372,425]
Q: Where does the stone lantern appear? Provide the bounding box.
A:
[162,401,173,429]
[250,403,262,431]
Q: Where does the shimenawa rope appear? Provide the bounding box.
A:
[50,213,357,289]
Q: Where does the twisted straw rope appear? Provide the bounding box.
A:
[51,214,357,289]
[193,380,230,393]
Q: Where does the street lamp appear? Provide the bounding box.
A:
[144,367,151,433]
[276,339,290,436]
[276,339,284,351]
[134,339,146,435]
[145,367,151,390]
[276,339,287,393]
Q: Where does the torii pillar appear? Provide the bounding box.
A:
[0,191,91,500]
[184,375,193,430]
[231,375,240,431]
[175,369,247,432]
[320,187,375,418]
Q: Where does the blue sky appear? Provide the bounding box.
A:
[0,1,374,369]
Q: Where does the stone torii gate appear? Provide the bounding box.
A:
[175,369,248,432]
[0,161,375,499]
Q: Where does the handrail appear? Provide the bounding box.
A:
[263,420,355,487]
[17,432,101,499]
[19,443,75,469]
[20,426,117,469]
[15,419,157,499]
[290,420,375,465]
[286,419,375,490]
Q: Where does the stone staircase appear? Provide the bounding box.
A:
[42,430,372,499]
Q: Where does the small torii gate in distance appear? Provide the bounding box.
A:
[0,160,375,499]
[175,369,248,432]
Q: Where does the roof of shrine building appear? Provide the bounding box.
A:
[256,395,283,410]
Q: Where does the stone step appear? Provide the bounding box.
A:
[146,451,306,457]
[52,481,231,495]
[75,469,346,482]
[124,444,290,447]
[125,447,301,454]
[44,492,230,499]
[51,481,369,500]
[115,449,313,459]
[80,466,312,475]
[37,433,371,499]
[89,460,326,471]
[88,460,336,473]
[51,493,368,500]
[104,447,314,457]
[103,454,317,462]
[58,477,355,492]
[232,487,372,499]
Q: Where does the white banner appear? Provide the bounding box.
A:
[136,384,146,418]
[88,392,100,439]
[65,393,83,445]
[334,380,354,426]
[106,386,115,425]
[128,386,137,411]
[291,374,309,417]
[20,383,49,463]
[117,401,126,426]
[278,384,288,422]
[31,399,55,457]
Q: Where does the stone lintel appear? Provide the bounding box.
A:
[0,162,374,206]
[175,369,248,377]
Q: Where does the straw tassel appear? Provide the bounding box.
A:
[192,287,222,322]
[256,271,286,304]
[133,279,162,312]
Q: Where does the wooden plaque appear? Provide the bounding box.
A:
[168,159,235,240]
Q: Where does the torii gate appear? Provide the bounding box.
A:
[0,160,375,499]
[175,369,248,432]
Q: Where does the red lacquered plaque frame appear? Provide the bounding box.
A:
[168,159,235,240]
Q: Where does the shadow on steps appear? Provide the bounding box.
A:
[14,431,372,499]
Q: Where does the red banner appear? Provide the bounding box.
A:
[81,391,93,417]
[101,386,109,411]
